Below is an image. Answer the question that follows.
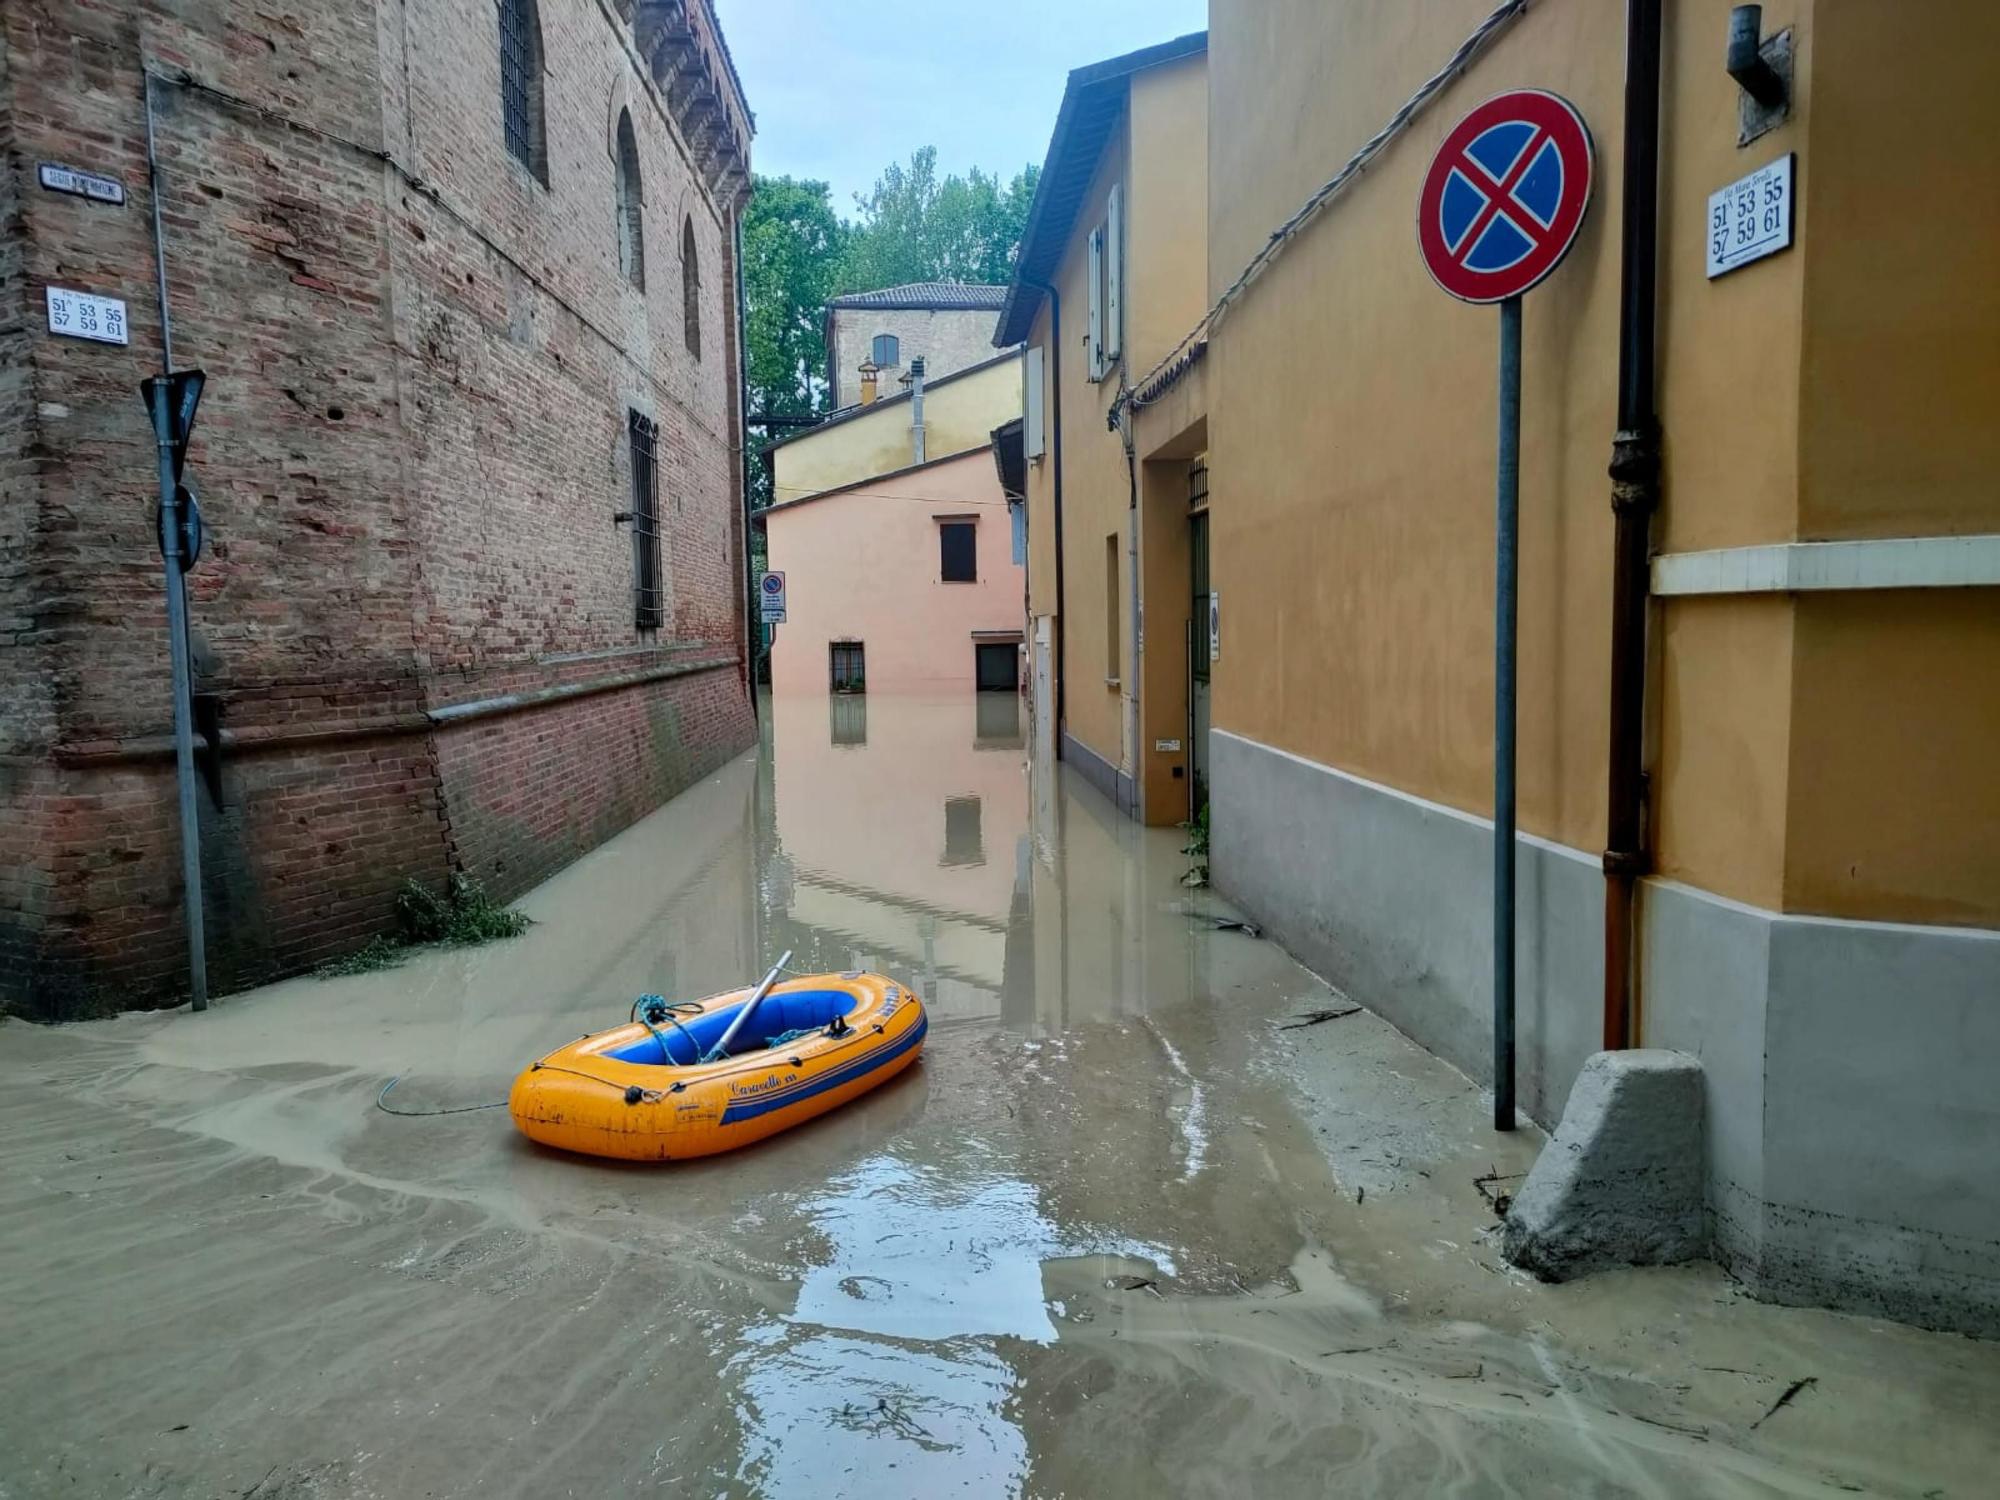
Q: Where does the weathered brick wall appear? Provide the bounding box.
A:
[384,0,755,896]
[0,57,47,997]
[434,660,748,900]
[0,48,42,759]
[2,0,754,1019]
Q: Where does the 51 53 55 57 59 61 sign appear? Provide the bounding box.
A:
[1707,153,1793,278]
[45,286,129,345]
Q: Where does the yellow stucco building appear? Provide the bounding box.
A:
[1004,4,2000,1334]
[766,349,1022,505]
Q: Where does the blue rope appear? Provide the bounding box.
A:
[765,1026,818,1049]
[632,995,699,1066]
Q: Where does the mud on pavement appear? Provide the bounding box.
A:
[3,698,1996,1498]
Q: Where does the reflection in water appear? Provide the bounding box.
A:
[828,691,867,747]
[941,795,984,867]
[790,1154,1175,1345]
[763,693,1209,1034]
[730,1328,1025,1497]
[974,689,1025,748]
[731,1149,1177,1497]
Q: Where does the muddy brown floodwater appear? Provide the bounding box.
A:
[4,694,1998,1498]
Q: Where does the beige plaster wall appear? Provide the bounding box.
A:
[765,447,1024,696]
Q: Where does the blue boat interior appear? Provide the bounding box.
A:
[610,988,862,1067]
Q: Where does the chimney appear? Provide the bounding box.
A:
[858,359,879,406]
[909,356,927,465]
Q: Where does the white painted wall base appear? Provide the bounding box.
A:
[1209,728,1602,1129]
[1646,879,2000,1336]
[1212,727,2000,1336]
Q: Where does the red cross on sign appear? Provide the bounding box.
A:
[1418,90,1594,304]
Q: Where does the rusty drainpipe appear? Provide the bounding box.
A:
[1603,0,1664,1051]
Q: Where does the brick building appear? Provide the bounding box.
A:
[1,0,758,1019]
[824,282,1011,410]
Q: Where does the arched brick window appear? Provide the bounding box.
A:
[614,110,645,289]
[498,0,547,182]
[681,216,701,359]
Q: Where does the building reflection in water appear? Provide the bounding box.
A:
[756,692,1211,1033]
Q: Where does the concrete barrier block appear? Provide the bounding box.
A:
[1502,1049,1706,1281]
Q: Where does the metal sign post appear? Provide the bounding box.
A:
[1493,294,1522,1130]
[141,370,208,1012]
[1419,91,1594,1131]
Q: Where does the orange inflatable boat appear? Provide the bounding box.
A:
[509,969,926,1161]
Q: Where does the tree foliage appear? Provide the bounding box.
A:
[840,147,1040,290]
[741,149,1041,471]
[742,175,846,425]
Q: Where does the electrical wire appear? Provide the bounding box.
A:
[766,486,1010,507]
[1117,0,1538,416]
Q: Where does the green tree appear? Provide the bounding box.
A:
[840,148,1040,290]
[742,174,846,425]
[738,152,1040,510]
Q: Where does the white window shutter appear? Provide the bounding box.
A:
[1087,227,1105,382]
[1023,346,1046,458]
[1104,184,1123,367]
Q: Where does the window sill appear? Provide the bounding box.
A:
[1104,677,1121,690]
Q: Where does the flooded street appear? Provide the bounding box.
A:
[3,694,1997,1498]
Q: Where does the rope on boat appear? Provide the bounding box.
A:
[375,1075,508,1116]
[632,994,703,1065]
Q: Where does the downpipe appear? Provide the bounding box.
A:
[733,209,758,712]
[1603,0,1664,1050]
[1021,277,1067,744]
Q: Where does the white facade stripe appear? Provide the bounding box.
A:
[1650,534,2000,596]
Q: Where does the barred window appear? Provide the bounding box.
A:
[682,217,701,359]
[628,411,663,631]
[498,0,547,182]
[615,110,645,289]
[830,641,865,694]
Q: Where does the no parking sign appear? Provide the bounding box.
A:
[1418,90,1593,304]
[758,571,786,624]
[1417,89,1593,1133]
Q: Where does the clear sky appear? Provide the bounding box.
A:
[713,0,1209,213]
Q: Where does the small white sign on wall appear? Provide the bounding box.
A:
[1207,591,1220,663]
[38,162,126,205]
[1707,153,1794,279]
[45,286,129,345]
[758,570,787,623]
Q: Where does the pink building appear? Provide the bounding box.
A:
[765,448,1026,695]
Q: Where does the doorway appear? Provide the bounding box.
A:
[975,641,1020,692]
[1188,462,1211,817]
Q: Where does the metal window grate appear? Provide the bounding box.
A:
[830,642,865,693]
[1188,460,1210,511]
[629,411,663,631]
[1191,511,1211,684]
[499,0,541,175]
